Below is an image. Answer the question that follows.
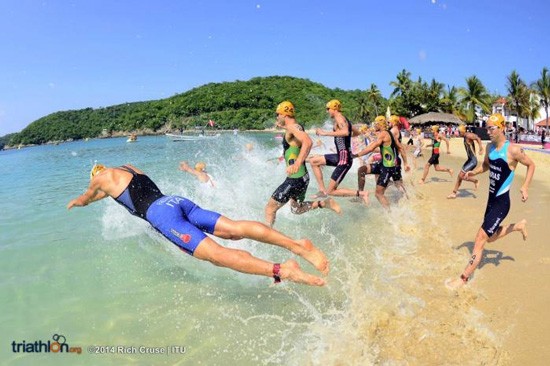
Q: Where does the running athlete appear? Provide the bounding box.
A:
[353,115,411,209]
[265,101,341,227]
[67,164,328,286]
[447,124,484,199]
[445,113,535,290]
[418,125,453,184]
[307,99,369,204]
[388,115,408,197]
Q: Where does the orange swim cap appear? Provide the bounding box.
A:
[325,99,342,111]
[276,101,295,117]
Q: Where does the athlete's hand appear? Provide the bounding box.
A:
[67,200,77,210]
[286,163,299,175]
[316,128,324,136]
[520,186,529,202]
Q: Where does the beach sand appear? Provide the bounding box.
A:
[401,137,550,364]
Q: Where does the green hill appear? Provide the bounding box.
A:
[7,76,386,146]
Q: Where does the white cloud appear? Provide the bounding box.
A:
[419,50,427,61]
[48,82,56,88]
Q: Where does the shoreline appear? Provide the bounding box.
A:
[409,138,550,364]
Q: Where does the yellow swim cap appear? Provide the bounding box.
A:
[359,125,368,134]
[415,128,421,134]
[389,115,400,126]
[326,99,342,111]
[195,162,206,172]
[90,164,106,180]
[276,101,295,117]
[431,125,439,132]
[488,113,505,129]
[458,124,466,134]
[374,115,387,130]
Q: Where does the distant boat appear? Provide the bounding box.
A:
[166,133,221,141]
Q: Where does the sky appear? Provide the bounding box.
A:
[0,0,548,135]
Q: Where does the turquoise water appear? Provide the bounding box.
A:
[0,134,493,365]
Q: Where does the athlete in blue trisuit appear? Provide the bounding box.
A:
[67,164,328,286]
[445,113,535,290]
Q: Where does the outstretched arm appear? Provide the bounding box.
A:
[67,181,106,210]
[179,161,201,178]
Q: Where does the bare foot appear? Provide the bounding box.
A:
[295,239,329,275]
[311,191,327,199]
[325,198,342,214]
[444,277,465,290]
[515,219,528,241]
[361,191,369,206]
[448,169,454,177]
[418,179,425,185]
[280,259,326,286]
[447,191,457,199]
[474,180,479,190]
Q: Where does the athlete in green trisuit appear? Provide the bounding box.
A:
[265,101,341,227]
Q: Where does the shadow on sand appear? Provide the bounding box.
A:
[455,241,515,269]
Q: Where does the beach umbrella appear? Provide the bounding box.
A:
[409,112,463,125]
[535,118,549,128]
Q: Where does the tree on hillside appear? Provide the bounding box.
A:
[458,75,492,123]
[532,67,550,130]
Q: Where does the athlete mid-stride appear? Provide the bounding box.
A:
[307,99,369,205]
[265,101,341,227]
[445,113,535,290]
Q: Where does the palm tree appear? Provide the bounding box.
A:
[441,86,461,115]
[532,67,550,130]
[506,70,529,130]
[458,75,492,124]
[527,91,541,129]
[366,83,382,115]
[390,69,412,98]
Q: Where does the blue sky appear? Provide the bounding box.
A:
[1,0,548,135]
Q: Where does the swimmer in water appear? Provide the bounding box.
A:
[179,161,215,187]
[67,163,328,286]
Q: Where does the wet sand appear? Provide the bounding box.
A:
[406,137,550,364]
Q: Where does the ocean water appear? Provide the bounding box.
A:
[0,134,500,365]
